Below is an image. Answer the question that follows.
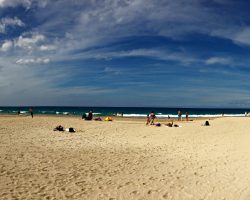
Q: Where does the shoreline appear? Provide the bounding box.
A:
[0,113,223,122]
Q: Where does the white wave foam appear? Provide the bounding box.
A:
[123,114,176,118]
[41,111,54,114]
[188,114,245,118]
[123,114,147,117]
[0,110,3,112]
[123,113,246,118]
[83,112,102,115]
[56,111,70,115]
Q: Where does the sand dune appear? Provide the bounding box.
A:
[1,116,250,199]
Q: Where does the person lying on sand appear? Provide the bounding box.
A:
[165,121,180,127]
[94,117,102,121]
[166,121,173,127]
[155,123,161,127]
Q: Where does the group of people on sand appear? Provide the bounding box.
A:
[17,107,33,118]
[82,111,93,120]
[146,111,156,125]
[146,111,180,127]
[82,111,112,121]
[178,110,189,121]
[145,110,190,127]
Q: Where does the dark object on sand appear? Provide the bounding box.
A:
[166,121,173,127]
[205,121,210,126]
[155,123,161,127]
[166,121,180,127]
[86,111,93,120]
[94,117,102,121]
[54,125,64,131]
[68,127,75,132]
[83,111,93,120]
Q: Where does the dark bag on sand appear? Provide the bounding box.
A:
[205,121,210,126]
[69,127,75,132]
[54,125,64,131]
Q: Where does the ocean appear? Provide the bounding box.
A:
[0,106,249,118]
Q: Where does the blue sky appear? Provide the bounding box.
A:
[1,0,250,107]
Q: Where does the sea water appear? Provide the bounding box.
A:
[0,106,249,118]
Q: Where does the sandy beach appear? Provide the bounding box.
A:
[1,115,250,200]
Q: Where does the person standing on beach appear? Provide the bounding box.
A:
[178,110,182,121]
[150,111,156,125]
[29,107,33,118]
[185,112,189,121]
[146,114,150,125]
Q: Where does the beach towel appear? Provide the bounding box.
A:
[104,117,113,121]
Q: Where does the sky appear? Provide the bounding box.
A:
[1,0,250,107]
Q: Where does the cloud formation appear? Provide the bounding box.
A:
[0,17,24,33]
[205,57,232,65]
[15,33,45,50]
[0,40,13,51]
[0,0,250,107]
[0,0,47,9]
[15,58,50,65]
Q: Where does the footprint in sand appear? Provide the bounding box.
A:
[147,189,158,195]
[131,190,138,195]
[117,185,123,189]
[162,192,169,199]
[125,181,132,185]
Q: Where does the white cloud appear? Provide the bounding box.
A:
[1,0,250,107]
[103,67,122,75]
[0,0,48,9]
[0,40,13,51]
[39,45,57,51]
[211,27,250,46]
[0,0,31,8]
[233,28,250,45]
[205,57,231,65]
[0,17,25,33]
[15,33,45,50]
[62,48,198,65]
[16,58,50,65]
[1,17,24,27]
[25,0,245,64]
